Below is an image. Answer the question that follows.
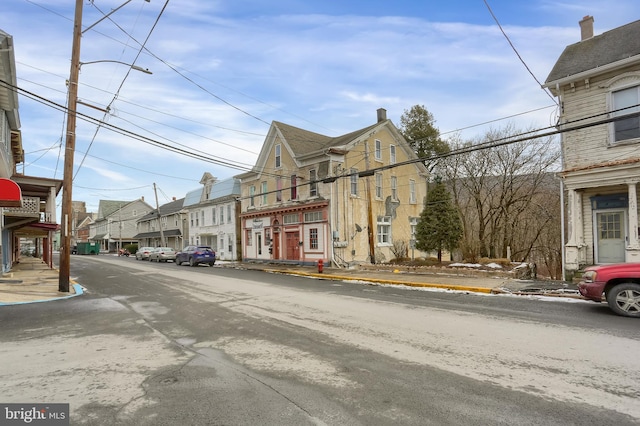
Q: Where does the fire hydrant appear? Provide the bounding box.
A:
[317,259,324,273]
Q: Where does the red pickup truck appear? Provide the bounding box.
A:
[579,263,640,318]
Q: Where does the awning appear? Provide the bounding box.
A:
[0,178,22,207]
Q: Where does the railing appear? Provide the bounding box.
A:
[3,196,55,223]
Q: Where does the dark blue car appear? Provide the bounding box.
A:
[176,245,216,267]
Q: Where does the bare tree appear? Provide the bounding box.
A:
[441,124,561,269]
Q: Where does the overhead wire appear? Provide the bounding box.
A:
[482,0,558,105]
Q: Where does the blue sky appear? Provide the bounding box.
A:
[1,0,639,213]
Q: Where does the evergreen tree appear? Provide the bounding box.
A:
[415,178,462,262]
[399,105,450,166]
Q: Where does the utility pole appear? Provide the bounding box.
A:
[153,183,166,247]
[59,0,83,292]
[363,142,376,264]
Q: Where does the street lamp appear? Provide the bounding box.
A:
[80,60,153,75]
[59,0,152,292]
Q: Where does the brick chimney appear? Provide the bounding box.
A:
[377,108,387,123]
[579,15,594,41]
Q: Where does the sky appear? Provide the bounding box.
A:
[1,0,639,213]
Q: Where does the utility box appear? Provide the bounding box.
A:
[77,242,100,255]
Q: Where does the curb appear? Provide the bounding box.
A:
[0,283,84,306]
[265,269,495,294]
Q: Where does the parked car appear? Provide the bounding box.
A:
[579,263,640,318]
[176,245,216,267]
[149,247,177,263]
[135,247,155,261]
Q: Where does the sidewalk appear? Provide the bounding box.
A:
[0,256,579,306]
[0,256,83,305]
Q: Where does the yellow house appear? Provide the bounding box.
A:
[236,108,429,267]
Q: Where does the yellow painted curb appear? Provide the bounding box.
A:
[265,269,494,294]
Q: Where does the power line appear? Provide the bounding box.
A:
[483,0,558,105]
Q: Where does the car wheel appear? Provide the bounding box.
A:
[209,262,215,267]
[606,283,640,318]
[189,257,196,267]
[175,259,182,266]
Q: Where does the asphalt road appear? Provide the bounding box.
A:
[1,255,638,425]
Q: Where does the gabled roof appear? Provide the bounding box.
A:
[97,200,130,219]
[273,121,381,157]
[237,119,388,180]
[139,197,185,220]
[545,19,640,85]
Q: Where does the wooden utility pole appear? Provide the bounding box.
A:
[59,0,83,292]
[364,142,376,264]
[153,183,166,246]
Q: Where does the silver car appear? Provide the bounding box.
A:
[135,247,155,261]
[148,247,177,263]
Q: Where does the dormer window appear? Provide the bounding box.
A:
[612,85,640,143]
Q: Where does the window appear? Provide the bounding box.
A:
[375,173,383,199]
[391,176,397,201]
[227,204,232,223]
[257,234,262,255]
[190,212,195,227]
[228,235,233,253]
[283,213,299,224]
[276,177,282,202]
[265,228,271,244]
[290,175,297,200]
[275,144,281,168]
[375,139,382,160]
[201,211,205,226]
[304,211,322,222]
[261,181,268,204]
[409,179,416,204]
[612,85,640,142]
[246,230,252,246]
[249,185,255,207]
[390,145,396,164]
[309,169,317,197]
[195,212,199,227]
[220,205,224,224]
[377,216,391,244]
[212,207,216,224]
[310,228,318,249]
[350,168,358,196]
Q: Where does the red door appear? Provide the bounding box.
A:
[286,231,300,260]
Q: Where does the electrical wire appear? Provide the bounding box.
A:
[483,0,558,105]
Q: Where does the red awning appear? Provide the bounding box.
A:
[0,178,22,207]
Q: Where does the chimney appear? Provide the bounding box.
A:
[172,197,176,201]
[141,196,144,201]
[579,15,594,41]
[377,108,387,123]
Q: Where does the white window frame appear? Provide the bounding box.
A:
[610,84,640,144]
[377,215,391,245]
[375,173,383,199]
[275,144,282,168]
[309,169,317,197]
[261,181,268,205]
[375,139,382,160]
[409,179,416,204]
[350,168,358,196]
[249,185,255,207]
[390,145,396,164]
[391,176,398,201]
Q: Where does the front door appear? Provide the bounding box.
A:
[286,231,300,260]
[596,210,626,264]
[273,231,280,259]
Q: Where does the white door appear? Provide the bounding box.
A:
[596,211,626,264]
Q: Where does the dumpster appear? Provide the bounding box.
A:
[76,242,100,255]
